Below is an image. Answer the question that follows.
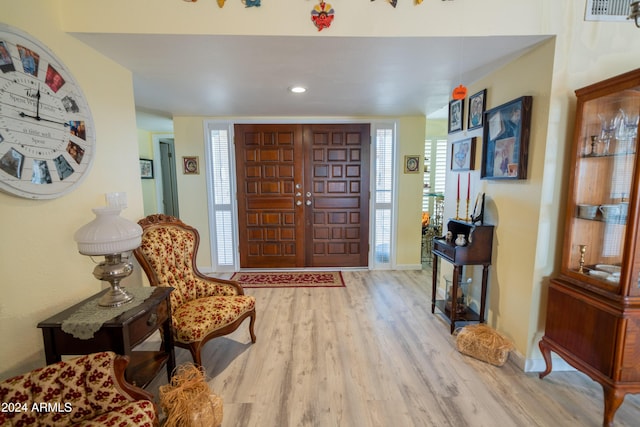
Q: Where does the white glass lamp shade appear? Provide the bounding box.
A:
[74,207,142,255]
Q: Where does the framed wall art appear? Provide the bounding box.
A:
[481,96,533,180]
[468,89,487,130]
[404,155,421,174]
[183,156,200,175]
[451,137,476,171]
[139,158,153,179]
[448,98,464,134]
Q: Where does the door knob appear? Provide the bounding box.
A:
[306,192,311,197]
[296,200,302,206]
[306,200,312,206]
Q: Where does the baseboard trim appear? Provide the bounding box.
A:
[394,263,423,270]
[509,349,576,373]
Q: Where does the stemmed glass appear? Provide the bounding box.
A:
[598,111,623,155]
[616,109,639,154]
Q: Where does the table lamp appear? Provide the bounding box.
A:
[74,205,142,307]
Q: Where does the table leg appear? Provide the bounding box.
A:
[479,264,489,323]
[450,265,460,334]
[41,329,61,365]
[431,254,439,314]
[163,314,176,382]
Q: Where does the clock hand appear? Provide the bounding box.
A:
[19,111,70,127]
[35,85,41,119]
[18,84,68,126]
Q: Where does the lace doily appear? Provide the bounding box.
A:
[61,287,156,340]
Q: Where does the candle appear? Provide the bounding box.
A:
[457,174,460,200]
[467,172,470,200]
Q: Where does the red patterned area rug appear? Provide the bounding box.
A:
[230,271,345,288]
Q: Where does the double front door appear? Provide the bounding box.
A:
[235,123,370,268]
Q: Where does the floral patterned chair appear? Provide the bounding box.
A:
[0,351,157,426]
[134,214,256,367]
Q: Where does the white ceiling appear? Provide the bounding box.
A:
[71,33,550,132]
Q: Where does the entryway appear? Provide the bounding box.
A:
[234,123,370,268]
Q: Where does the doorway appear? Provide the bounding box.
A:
[158,138,179,217]
[235,123,370,268]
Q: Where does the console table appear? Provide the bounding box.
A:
[432,219,494,333]
[38,287,175,388]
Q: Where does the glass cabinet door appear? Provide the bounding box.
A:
[565,87,640,296]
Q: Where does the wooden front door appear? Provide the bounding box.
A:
[235,123,370,268]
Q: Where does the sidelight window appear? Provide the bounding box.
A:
[372,123,396,267]
[205,122,237,271]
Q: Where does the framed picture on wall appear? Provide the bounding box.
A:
[451,137,476,171]
[404,155,421,174]
[467,89,487,130]
[448,99,464,134]
[183,156,199,175]
[139,158,153,179]
[481,96,533,180]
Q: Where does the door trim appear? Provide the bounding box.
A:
[152,133,177,214]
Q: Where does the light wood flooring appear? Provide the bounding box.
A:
[142,269,640,426]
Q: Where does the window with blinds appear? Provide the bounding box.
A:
[205,123,236,271]
[372,124,395,267]
[423,138,447,211]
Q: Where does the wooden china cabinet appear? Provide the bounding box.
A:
[539,68,640,427]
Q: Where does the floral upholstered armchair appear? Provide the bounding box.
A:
[134,214,256,367]
[0,351,157,426]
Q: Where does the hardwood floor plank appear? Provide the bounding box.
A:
[142,269,640,426]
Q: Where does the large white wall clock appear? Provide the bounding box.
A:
[0,23,95,199]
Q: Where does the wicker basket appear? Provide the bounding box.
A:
[455,324,514,367]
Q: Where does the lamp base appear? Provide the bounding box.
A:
[98,285,134,307]
[93,253,135,308]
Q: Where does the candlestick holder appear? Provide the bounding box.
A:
[464,197,471,222]
[578,244,587,274]
[455,198,461,220]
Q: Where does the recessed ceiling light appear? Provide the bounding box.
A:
[289,86,306,93]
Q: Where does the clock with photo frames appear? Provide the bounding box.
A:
[0,23,95,199]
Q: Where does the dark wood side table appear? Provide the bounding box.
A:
[432,219,494,334]
[37,287,175,388]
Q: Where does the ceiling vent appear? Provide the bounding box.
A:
[585,0,632,21]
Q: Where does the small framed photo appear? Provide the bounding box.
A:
[139,158,153,179]
[468,89,487,130]
[404,155,421,174]
[451,137,476,171]
[481,96,533,180]
[448,99,464,134]
[183,156,199,175]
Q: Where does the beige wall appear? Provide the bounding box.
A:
[1,1,144,379]
[395,116,428,267]
[137,129,158,216]
[173,116,212,267]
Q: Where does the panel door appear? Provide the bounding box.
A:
[303,124,370,267]
[235,123,370,268]
[235,124,304,268]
